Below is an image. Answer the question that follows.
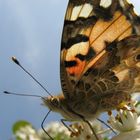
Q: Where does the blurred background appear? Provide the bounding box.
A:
[0,0,139,139]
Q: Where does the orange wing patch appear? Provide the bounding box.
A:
[65,40,89,78]
[60,0,140,88]
[66,59,86,78]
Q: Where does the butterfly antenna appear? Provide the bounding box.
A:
[3,91,47,100]
[11,56,53,97]
[41,110,54,140]
[4,90,53,139]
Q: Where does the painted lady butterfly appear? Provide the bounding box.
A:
[9,0,140,140]
[42,0,140,139]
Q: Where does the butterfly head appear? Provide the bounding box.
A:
[42,96,63,112]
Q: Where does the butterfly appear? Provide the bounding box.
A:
[41,0,140,139]
[9,0,140,140]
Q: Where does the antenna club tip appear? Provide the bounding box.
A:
[11,56,20,65]
[3,91,9,94]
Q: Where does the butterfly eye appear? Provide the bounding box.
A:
[51,98,59,106]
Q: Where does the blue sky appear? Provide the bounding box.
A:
[0,0,139,139]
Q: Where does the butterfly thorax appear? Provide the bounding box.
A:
[42,95,87,121]
[42,92,107,121]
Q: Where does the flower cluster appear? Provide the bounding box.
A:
[12,97,140,140]
[108,100,140,140]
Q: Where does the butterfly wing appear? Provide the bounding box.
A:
[75,35,140,111]
[60,0,140,100]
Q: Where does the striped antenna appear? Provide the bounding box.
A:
[11,56,53,97]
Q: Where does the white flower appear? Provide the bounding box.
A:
[38,121,71,139]
[109,110,139,131]
[46,121,70,134]
[131,93,140,101]
[69,120,108,140]
[38,120,109,140]
[15,125,41,140]
[108,108,140,140]
[111,129,140,140]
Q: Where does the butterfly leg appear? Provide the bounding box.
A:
[61,119,99,139]
[83,119,99,140]
[41,110,54,140]
[61,119,73,132]
[61,119,80,137]
[97,118,117,134]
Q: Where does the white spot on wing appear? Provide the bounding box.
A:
[119,0,126,7]
[79,4,93,18]
[100,0,112,8]
[66,41,89,60]
[71,5,83,21]
[71,4,93,21]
